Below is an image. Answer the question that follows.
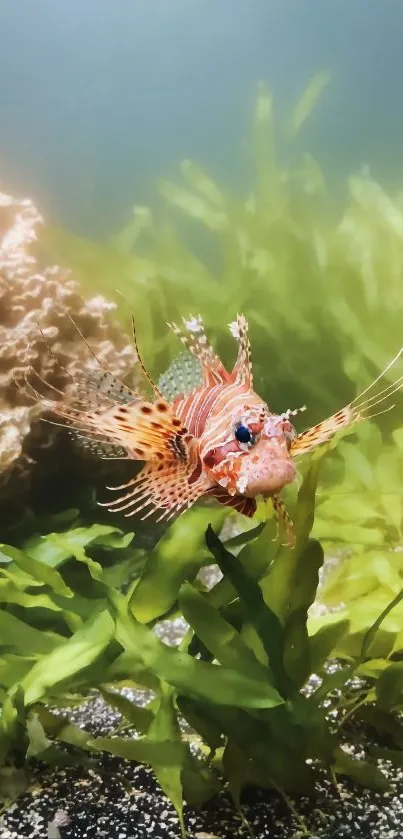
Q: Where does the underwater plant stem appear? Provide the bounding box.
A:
[360,586,403,661]
[338,693,371,731]
[271,781,311,837]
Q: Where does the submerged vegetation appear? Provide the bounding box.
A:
[2,465,403,832]
[2,74,403,830]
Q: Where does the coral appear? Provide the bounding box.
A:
[0,191,138,520]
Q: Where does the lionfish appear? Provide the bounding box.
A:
[27,313,403,545]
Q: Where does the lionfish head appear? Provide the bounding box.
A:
[202,399,298,499]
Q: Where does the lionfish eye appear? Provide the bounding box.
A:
[235,423,253,444]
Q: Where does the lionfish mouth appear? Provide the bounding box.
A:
[236,460,296,498]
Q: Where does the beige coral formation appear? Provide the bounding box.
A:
[0,191,138,519]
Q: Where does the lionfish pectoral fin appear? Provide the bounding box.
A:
[44,395,195,464]
[228,313,253,388]
[100,462,208,521]
[291,346,403,458]
[207,486,257,517]
[167,314,231,387]
[290,406,356,457]
[51,392,207,519]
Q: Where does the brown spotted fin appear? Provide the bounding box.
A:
[42,390,208,519]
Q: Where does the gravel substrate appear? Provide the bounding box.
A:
[1,720,403,839]
[2,678,403,839]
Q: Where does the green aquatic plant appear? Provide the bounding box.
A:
[2,462,403,831]
[309,423,403,661]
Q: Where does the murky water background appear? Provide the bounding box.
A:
[1,0,402,235]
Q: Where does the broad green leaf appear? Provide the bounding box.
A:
[313,521,384,546]
[0,544,73,598]
[19,610,114,705]
[334,746,390,791]
[376,662,403,711]
[103,651,160,692]
[147,685,185,836]
[88,735,186,765]
[294,456,324,548]
[205,526,289,696]
[368,747,403,768]
[180,751,220,808]
[292,71,330,134]
[356,707,403,749]
[44,534,103,581]
[130,508,226,623]
[206,520,275,612]
[202,703,315,795]
[112,205,152,253]
[336,443,374,489]
[381,493,403,536]
[315,495,379,524]
[222,739,255,807]
[111,589,284,709]
[0,687,25,766]
[0,611,62,656]
[99,688,154,733]
[26,712,51,757]
[356,658,390,679]
[91,530,134,550]
[283,539,324,689]
[309,619,350,672]
[177,697,223,753]
[321,550,401,606]
[179,581,271,680]
[34,706,94,751]
[260,459,322,626]
[223,520,266,549]
[0,581,64,612]
[24,524,126,570]
[0,655,36,690]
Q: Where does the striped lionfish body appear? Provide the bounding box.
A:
[29,313,403,545]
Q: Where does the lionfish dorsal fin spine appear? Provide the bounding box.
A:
[228,313,253,388]
[167,314,231,386]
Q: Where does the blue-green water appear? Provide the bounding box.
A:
[1,0,403,235]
